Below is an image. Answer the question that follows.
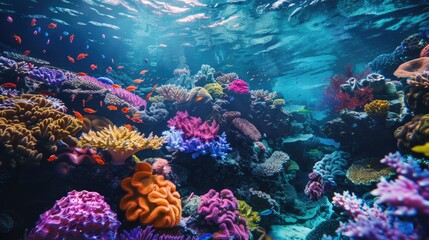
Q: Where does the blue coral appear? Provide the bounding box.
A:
[29,67,67,86]
[162,127,185,152]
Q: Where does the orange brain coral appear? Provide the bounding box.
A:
[120,162,181,229]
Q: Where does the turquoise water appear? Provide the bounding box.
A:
[0,0,428,239]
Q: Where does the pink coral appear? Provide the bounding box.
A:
[152,158,172,176]
[228,79,250,94]
[167,111,219,142]
[232,118,261,141]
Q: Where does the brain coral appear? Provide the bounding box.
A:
[394,114,429,151]
[120,162,181,229]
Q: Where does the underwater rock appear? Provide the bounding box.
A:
[269,224,312,240]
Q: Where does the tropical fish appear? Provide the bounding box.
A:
[90,64,97,70]
[107,105,118,111]
[46,39,50,45]
[198,233,213,240]
[33,30,38,35]
[112,84,121,89]
[37,26,41,33]
[133,113,142,118]
[69,34,74,43]
[133,79,144,83]
[159,44,167,48]
[31,18,36,26]
[76,53,88,60]
[117,65,124,69]
[288,7,302,22]
[0,82,16,88]
[13,35,22,44]
[121,107,129,113]
[259,209,273,216]
[92,154,105,165]
[140,69,149,75]
[23,50,30,56]
[72,110,84,122]
[97,77,114,85]
[106,66,112,72]
[7,16,13,23]
[412,143,429,157]
[152,84,158,91]
[131,117,143,123]
[63,31,69,36]
[124,124,132,131]
[48,23,57,28]
[67,56,75,63]
[195,96,204,102]
[83,108,97,114]
[47,154,58,162]
[45,32,48,37]
[99,101,103,107]
[125,86,137,91]
[76,72,87,76]
[144,58,149,63]
[146,92,153,101]
[102,33,106,39]
[296,108,311,114]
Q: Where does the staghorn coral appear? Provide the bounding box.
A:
[120,162,181,229]
[364,100,390,117]
[232,118,261,141]
[168,111,219,142]
[250,89,277,102]
[0,94,82,168]
[204,82,224,98]
[194,64,215,87]
[394,114,429,151]
[346,158,393,186]
[216,72,238,85]
[251,151,290,177]
[394,57,429,78]
[237,200,260,231]
[156,84,189,103]
[28,190,120,240]
[79,125,165,165]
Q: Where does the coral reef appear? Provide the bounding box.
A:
[204,83,224,98]
[364,100,390,117]
[156,84,189,103]
[251,151,290,177]
[82,115,113,133]
[346,157,393,185]
[194,64,215,87]
[394,57,429,78]
[120,162,181,229]
[232,118,261,141]
[168,111,219,142]
[28,190,120,240]
[79,125,165,165]
[228,79,250,94]
[237,200,260,231]
[250,89,277,102]
[394,114,429,151]
[119,225,195,240]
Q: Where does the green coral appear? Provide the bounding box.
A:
[204,83,224,98]
[238,200,260,231]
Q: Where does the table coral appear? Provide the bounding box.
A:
[394,57,429,78]
[120,162,181,229]
[28,190,120,240]
[79,125,165,165]
[0,94,82,168]
[364,99,390,117]
[346,158,393,185]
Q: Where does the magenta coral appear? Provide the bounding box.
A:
[198,189,250,240]
[28,190,120,240]
[167,111,219,142]
[228,79,250,94]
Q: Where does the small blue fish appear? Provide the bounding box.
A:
[63,31,69,36]
[229,96,235,102]
[259,209,273,216]
[37,27,41,33]
[97,77,114,85]
[86,44,89,49]
[45,32,49,37]
[198,233,213,240]
[101,54,105,59]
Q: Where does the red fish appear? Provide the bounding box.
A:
[152,84,158,92]
[195,96,204,102]
[6,16,13,23]
[133,79,144,84]
[23,50,30,56]
[83,108,97,114]
[47,154,58,162]
[48,23,57,28]
[146,92,153,101]
[112,84,121,89]
[69,34,74,43]
[125,86,137,91]
[31,18,36,26]
[76,72,87,76]
[76,53,88,60]
[92,154,105,165]
[121,107,129,113]
[107,105,117,111]
[124,124,132,131]
[0,82,16,88]
[72,110,84,122]
[133,113,141,118]
[131,117,143,123]
[90,64,97,70]
[67,56,75,63]
[13,35,21,44]
[106,66,112,72]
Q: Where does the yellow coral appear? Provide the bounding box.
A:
[79,125,165,165]
[364,100,390,117]
[204,83,224,98]
[346,158,393,185]
[238,200,260,231]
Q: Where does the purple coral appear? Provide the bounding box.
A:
[120,225,195,240]
[228,79,250,94]
[198,189,250,240]
[28,67,68,86]
[28,190,120,240]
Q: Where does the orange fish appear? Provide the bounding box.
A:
[31,18,36,26]
[133,79,144,84]
[112,84,121,89]
[131,117,143,123]
[76,53,88,60]
[124,124,132,131]
[107,105,117,111]
[48,23,57,28]
[0,82,16,88]
[67,55,75,63]
[195,96,204,102]
[133,113,142,118]
[83,108,97,114]
[117,66,124,69]
[76,72,87,76]
[72,110,84,122]
[69,34,74,43]
[121,107,129,113]
[140,69,149,75]
[13,35,21,44]
[47,154,58,162]
[152,84,158,92]
[106,66,112,72]
[90,64,97,70]
[23,50,30,56]
[99,100,103,107]
[125,86,137,91]
[92,154,105,165]
[146,92,153,101]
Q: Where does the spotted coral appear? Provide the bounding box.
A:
[120,162,181,229]
[364,100,390,117]
[79,125,165,165]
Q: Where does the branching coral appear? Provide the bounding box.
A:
[216,72,238,85]
[251,151,290,177]
[194,64,215,87]
[406,71,429,88]
[364,100,390,117]
[120,162,181,229]
[156,84,189,103]
[79,125,165,165]
[168,111,219,142]
[250,89,277,102]
[0,94,82,168]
